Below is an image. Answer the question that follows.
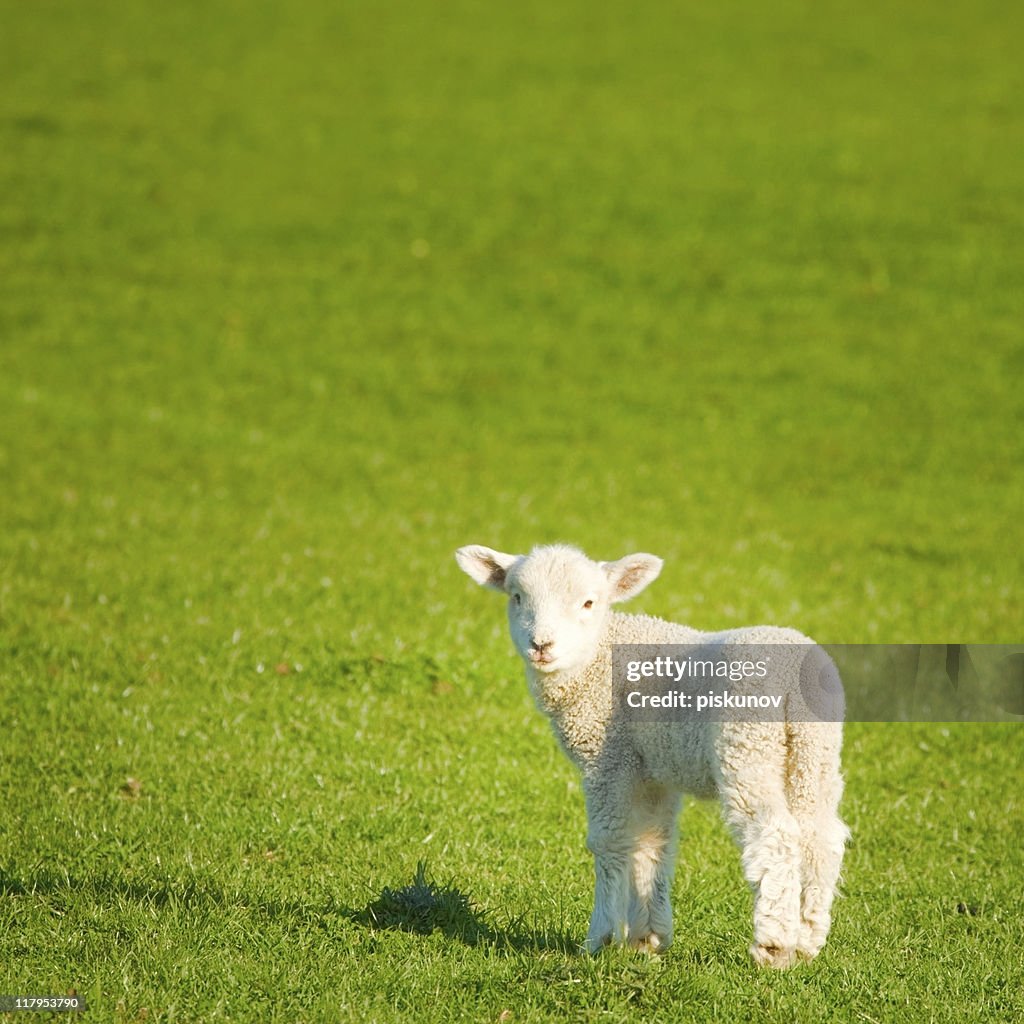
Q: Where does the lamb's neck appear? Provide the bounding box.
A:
[525,639,615,769]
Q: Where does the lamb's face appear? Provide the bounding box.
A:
[455,543,665,677]
[504,548,611,675]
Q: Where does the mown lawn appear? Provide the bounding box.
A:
[1,1,1021,1021]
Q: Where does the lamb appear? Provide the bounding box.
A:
[455,542,848,968]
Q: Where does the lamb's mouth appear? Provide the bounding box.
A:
[527,652,558,671]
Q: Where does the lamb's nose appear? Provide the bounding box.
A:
[531,639,553,653]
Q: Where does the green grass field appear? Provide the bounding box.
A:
[2,0,1022,1020]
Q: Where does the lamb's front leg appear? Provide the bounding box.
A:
[585,845,632,952]
[627,784,681,954]
[583,771,633,953]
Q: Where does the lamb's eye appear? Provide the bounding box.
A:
[583,599,594,610]
[513,593,522,605]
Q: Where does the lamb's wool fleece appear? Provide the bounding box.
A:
[456,542,849,968]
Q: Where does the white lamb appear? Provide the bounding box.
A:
[455,543,848,968]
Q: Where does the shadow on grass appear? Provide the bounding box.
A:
[0,862,578,955]
[345,861,579,953]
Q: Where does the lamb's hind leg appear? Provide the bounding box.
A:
[716,722,803,969]
[626,784,681,953]
[787,722,849,961]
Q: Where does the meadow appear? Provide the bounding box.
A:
[1,0,1022,1020]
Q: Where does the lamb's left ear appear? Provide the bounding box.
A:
[455,545,520,592]
[602,553,663,603]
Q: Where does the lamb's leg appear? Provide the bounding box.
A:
[716,722,803,969]
[627,784,680,953]
[583,773,633,954]
[585,846,631,953]
[786,722,848,961]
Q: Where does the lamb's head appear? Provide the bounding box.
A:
[455,543,663,675]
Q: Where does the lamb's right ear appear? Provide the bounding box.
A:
[455,545,519,592]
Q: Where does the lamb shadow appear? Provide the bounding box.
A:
[345,862,578,954]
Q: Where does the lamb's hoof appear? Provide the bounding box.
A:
[750,943,798,969]
[630,933,669,955]
[796,925,826,962]
[583,933,612,955]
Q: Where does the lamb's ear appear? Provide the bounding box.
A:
[602,553,663,603]
[455,545,519,592]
